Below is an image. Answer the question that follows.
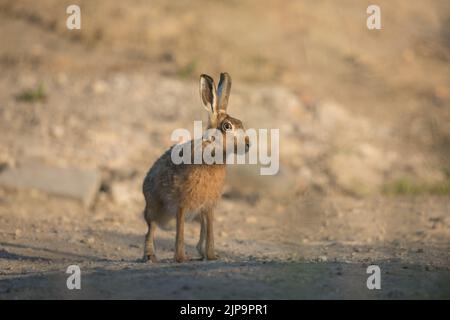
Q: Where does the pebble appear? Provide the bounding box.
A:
[219,231,228,237]
[81,237,95,244]
[91,80,108,94]
[245,216,258,224]
[50,126,65,138]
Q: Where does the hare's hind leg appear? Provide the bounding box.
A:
[143,208,158,263]
[196,212,206,259]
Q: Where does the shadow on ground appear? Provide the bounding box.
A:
[1,260,449,299]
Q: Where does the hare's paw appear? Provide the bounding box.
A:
[174,252,189,263]
[206,253,219,261]
[143,254,158,263]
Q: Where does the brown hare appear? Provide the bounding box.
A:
[143,73,249,263]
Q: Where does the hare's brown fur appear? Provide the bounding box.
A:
[143,143,226,227]
[142,73,248,263]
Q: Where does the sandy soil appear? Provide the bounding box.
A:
[0,189,449,299]
[0,1,449,299]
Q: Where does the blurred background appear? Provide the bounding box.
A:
[0,0,449,299]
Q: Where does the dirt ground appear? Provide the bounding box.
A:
[1,192,449,299]
[0,1,449,299]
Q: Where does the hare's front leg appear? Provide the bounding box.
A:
[205,209,218,260]
[196,212,206,259]
[175,207,188,262]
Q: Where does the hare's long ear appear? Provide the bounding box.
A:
[217,72,232,112]
[199,74,218,115]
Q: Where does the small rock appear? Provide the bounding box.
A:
[275,204,285,214]
[14,229,22,237]
[91,80,108,95]
[56,73,68,86]
[81,237,95,244]
[50,125,65,138]
[245,216,258,224]
[0,147,16,169]
[219,231,228,237]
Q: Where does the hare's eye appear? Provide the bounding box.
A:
[222,122,233,131]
